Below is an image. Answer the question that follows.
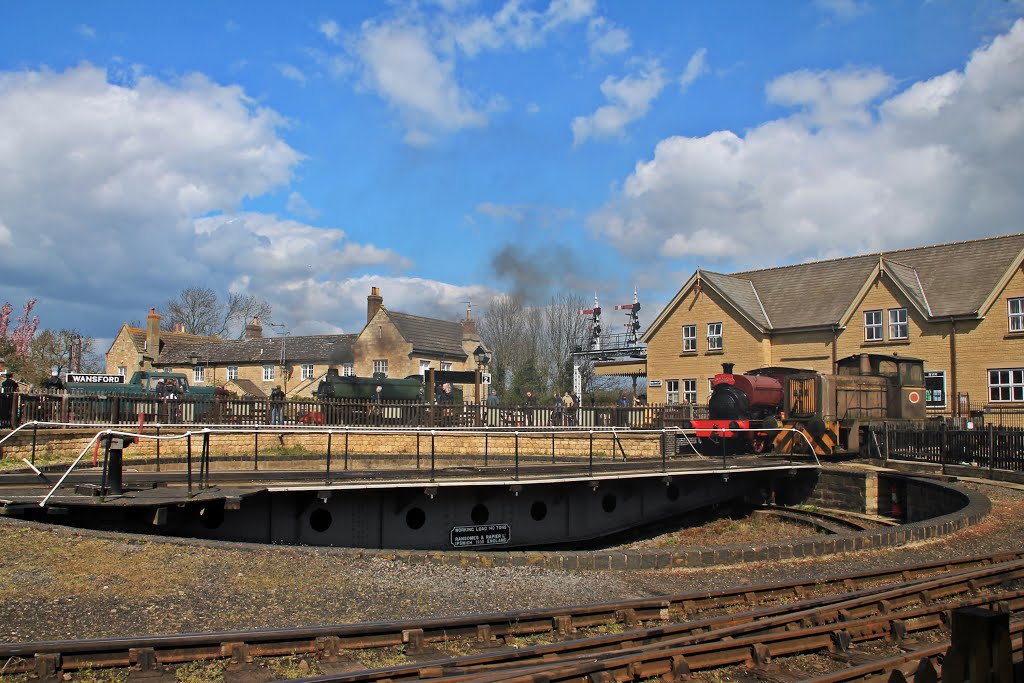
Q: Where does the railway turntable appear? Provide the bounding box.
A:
[0,425,821,551]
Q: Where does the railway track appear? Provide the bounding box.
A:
[2,551,1022,681]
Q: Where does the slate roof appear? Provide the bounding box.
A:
[386,311,469,359]
[225,378,267,398]
[151,334,357,366]
[646,233,1024,337]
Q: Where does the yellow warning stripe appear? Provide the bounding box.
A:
[772,421,839,456]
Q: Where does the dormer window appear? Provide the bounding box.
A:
[1010,297,1024,333]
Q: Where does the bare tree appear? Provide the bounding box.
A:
[163,287,272,338]
[26,329,99,384]
[478,295,536,394]
[541,292,590,394]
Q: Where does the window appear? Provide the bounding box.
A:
[989,369,1024,402]
[441,362,453,371]
[682,325,696,353]
[888,308,908,340]
[419,360,431,375]
[683,379,697,405]
[193,366,205,383]
[1010,298,1024,332]
[864,310,883,341]
[707,322,723,351]
[117,366,126,376]
[373,360,388,377]
[143,340,149,351]
[342,363,354,377]
[301,364,314,380]
[263,365,274,381]
[666,380,679,404]
[227,365,238,380]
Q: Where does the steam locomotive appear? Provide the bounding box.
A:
[308,369,464,425]
[687,353,927,456]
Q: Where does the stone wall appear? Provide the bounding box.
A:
[0,427,663,466]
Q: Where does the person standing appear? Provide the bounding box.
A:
[269,385,285,425]
[0,372,17,428]
[524,390,537,427]
[486,388,499,406]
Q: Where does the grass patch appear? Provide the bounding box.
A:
[344,647,409,670]
[262,655,321,679]
[175,660,227,683]
[66,667,130,682]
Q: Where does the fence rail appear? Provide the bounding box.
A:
[0,393,709,430]
[877,421,1024,473]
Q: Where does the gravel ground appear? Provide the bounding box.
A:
[1,477,1022,644]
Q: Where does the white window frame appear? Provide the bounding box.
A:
[342,363,354,377]
[683,379,697,405]
[441,362,453,371]
[263,365,274,381]
[193,366,205,383]
[373,359,388,377]
[707,322,723,351]
[888,308,908,340]
[665,379,679,404]
[682,325,696,353]
[117,366,127,376]
[988,368,1024,402]
[1010,297,1024,333]
[864,310,883,341]
[419,360,431,375]
[226,365,238,380]
[301,364,314,380]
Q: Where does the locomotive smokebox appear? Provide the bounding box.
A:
[722,362,735,375]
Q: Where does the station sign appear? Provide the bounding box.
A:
[450,523,510,547]
[65,373,125,384]
[649,379,662,387]
[481,372,492,385]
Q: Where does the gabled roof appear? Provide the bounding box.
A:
[156,334,357,366]
[644,233,1024,340]
[699,270,772,330]
[386,310,469,359]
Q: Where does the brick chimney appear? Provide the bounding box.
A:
[367,287,383,323]
[462,302,479,341]
[146,308,161,359]
[245,316,263,339]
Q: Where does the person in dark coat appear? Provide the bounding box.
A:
[523,390,537,426]
[42,370,64,394]
[269,385,285,425]
[0,372,17,428]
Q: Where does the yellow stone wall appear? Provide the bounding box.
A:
[645,264,1024,408]
[645,286,767,404]
[104,326,145,375]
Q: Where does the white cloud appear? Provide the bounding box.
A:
[679,48,708,92]
[588,19,1024,267]
[452,0,597,56]
[0,217,10,246]
[766,68,893,127]
[357,20,486,145]
[587,17,630,57]
[76,25,96,39]
[572,60,667,144]
[318,18,341,43]
[286,192,320,220]
[276,63,308,86]
[0,64,301,315]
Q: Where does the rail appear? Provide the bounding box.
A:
[26,422,823,508]
[0,392,707,430]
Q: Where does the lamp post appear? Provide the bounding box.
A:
[268,322,289,392]
[473,345,490,404]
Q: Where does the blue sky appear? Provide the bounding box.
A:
[2,0,1023,347]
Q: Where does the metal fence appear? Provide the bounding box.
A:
[877,421,1024,473]
[927,397,1024,429]
[0,393,709,430]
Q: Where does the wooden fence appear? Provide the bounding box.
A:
[877,421,1024,473]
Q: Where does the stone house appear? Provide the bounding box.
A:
[641,233,1024,411]
[105,287,488,398]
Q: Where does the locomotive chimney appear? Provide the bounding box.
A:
[367,287,383,323]
[146,308,161,362]
[722,362,734,375]
[859,353,871,375]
